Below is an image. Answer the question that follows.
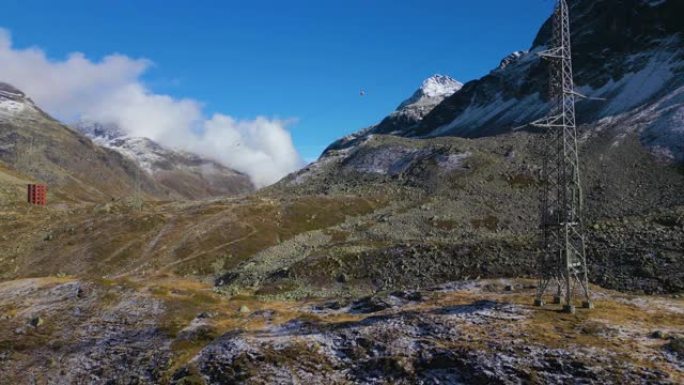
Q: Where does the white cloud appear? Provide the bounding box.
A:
[0,28,303,187]
[187,115,303,188]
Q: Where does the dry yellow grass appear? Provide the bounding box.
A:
[0,193,386,283]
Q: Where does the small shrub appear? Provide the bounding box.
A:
[210,256,227,275]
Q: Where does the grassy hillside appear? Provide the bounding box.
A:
[1,128,681,298]
[0,107,176,203]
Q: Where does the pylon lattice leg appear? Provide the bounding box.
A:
[532,0,591,310]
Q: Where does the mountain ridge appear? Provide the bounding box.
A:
[322,0,684,163]
[0,82,171,202]
[324,74,463,153]
[74,120,254,199]
[0,83,254,202]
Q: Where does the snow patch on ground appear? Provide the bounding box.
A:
[345,147,430,175]
[435,152,471,171]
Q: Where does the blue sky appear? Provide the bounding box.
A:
[1,0,554,161]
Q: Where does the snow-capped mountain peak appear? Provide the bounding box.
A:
[323,75,464,150]
[398,75,463,110]
[419,75,464,99]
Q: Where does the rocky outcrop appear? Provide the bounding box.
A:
[5,277,679,385]
[174,282,682,385]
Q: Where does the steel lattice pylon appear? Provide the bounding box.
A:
[531,0,592,313]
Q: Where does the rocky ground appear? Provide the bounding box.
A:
[1,129,682,297]
[1,83,683,385]
[0,128,681,385]
[217,130,684,298]
[0,277,682,384]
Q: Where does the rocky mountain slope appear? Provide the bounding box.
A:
[74,121,254,200]
[326,74,462,152]
[417,0,684,161]
[0,82,253,203]
[327,0,684,163]
[0,82,170,203]
[259,0,684,296]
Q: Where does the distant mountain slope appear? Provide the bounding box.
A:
[417,0,684,160]
[377,74,463,135]
[325,0,684,163]
[0,82,171,203]
[325,75,462,153]
[74,121,254,199]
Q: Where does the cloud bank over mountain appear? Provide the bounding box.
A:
[0,28,303,187]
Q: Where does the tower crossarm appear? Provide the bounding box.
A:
[530,114,565,128]
[537,47,566,60]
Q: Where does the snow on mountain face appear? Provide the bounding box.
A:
[0,82,36,118]
[0,99,26,116]
[497,51,527,70]
[322,75,463,154]
[322,0,684,164]
[74,120,126,142]
[413,0,684,161]
[75,120,236,175]
[74,121,254,197]
[397,75,463,111]
[74,121,160,173]
[107,137,174,174]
